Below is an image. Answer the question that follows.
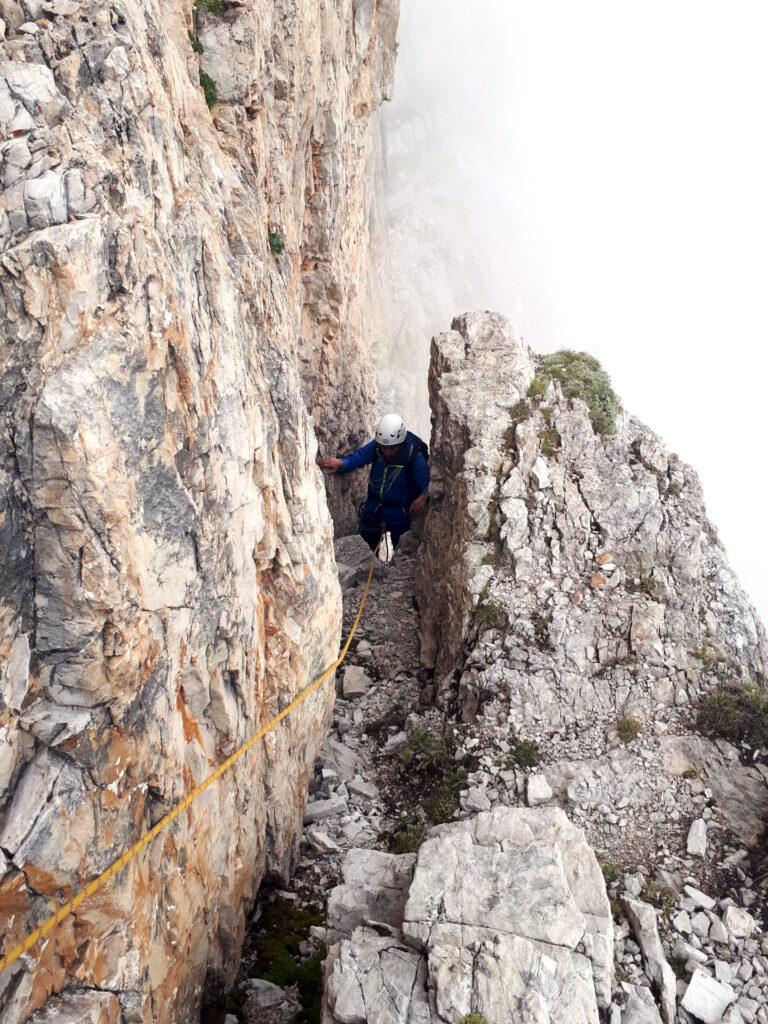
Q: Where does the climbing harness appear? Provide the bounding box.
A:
[0,541,381,976]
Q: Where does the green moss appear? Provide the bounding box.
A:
[250,898,324,1023]
[698,681,768,748]
[199,69,217,108]
[188,30,204,54]
[195,0,223,12]
[457,1016,489,1024]
[538,426,561,457]
[269,229,286,256]
[505,739,540,770]
[533,350,620,435]
[616,717,641,743]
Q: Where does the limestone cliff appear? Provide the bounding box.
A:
[0,1,398,1021]
[414,311,768,1022]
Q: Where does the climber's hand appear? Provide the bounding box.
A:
[319,456,344,473]
[409,493,428,519]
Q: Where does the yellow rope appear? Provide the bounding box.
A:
[0,544,379,975]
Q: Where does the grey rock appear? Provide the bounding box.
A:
[324,808,614,1023]
[347,775,378,800]
[342,664,369,698]
[722,906,757,939]
[241,978,285,1009]
[623,984,664,1024]
[305,827,341,855]
[687,817,707,858]
[621,897,677,1024]
[684,885,716,911]
[526,773,553,806]
[303,796,348,824]
[681,969,735,1023]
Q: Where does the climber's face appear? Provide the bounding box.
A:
[379,443,404,464]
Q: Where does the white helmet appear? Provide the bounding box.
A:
[375,413,407,446]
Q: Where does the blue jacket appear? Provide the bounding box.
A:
[339,432,430,529]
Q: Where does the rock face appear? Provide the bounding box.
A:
[416,312,768,846]
[418,311,767,695]
[322,807,613,1023]
[0,1,398,1021]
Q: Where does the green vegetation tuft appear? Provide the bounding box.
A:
[532,613,552,650]
[199,69,217,108]
[509,398,532,424]
[195,0,223,12]
[527,376,546,402]
[422,768,467,825]
[690,638,723,670]
[457,1016,490,1024]
[616,717,641,743]
[269,229,286,256]
[698,681,768,749]
[601,861,619,884]
[398,729,449,771]
[643,879,676,918]
[538,426,561,456]
[614,963,632,984]
[388,729,468,844]
[505,738,540,770]
[188,30,204,54]
[475,599,508,635]
[389,808,426,853]
[531,350,620,435]
[670,953,688,980]
[251,897,324,1023]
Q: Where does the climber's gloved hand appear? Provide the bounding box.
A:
[319,456,344,473]
[409,492,428,519]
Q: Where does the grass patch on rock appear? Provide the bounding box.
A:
[538,426,561,456]
[195,0,223,12]
[458,1016,490,1024]
[643,880,676,918]
[698,681,768,749]
[616,717,641,743]
[601,861,620,884]
[199,69,217,108]
[250,897,324,1023]
[269,229,286,256]
[388,808,427,854]
[385,729,469,848]
[474,598,508,636]
[504,738,540,770]
[530,350,620,435]
[188,30,204,54]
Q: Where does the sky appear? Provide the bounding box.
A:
[380,0,768,626]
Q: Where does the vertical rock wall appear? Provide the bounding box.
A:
[0,0,398,1021]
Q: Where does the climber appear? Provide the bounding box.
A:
[319,413,430,557]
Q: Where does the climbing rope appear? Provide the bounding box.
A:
[0,542,380,975]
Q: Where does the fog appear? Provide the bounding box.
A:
[378,0,768,626]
